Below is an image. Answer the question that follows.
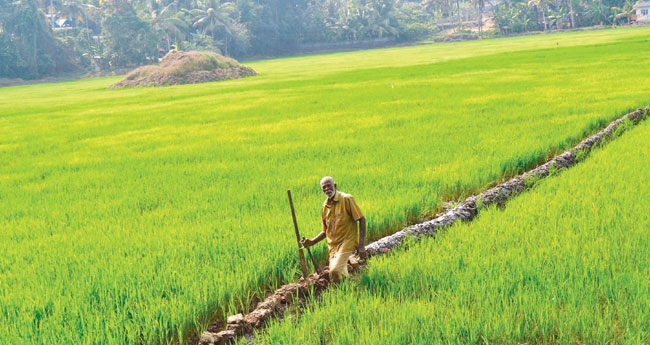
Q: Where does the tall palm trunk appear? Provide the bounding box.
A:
[567,0,575,28]
[537,4,548,31]
[457,0,461,32]
[50,0,55,29]
[32,31,39,77]
[478,3,483,36]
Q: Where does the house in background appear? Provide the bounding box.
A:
[56,18,75,28]
[637,1,650,22]
[44,15,79,30]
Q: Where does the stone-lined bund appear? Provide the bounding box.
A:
[197,106,650,345]
[367,106,649,254]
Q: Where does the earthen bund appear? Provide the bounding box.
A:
[196,106,650,345]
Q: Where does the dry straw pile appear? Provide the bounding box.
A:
[110,51,257,89]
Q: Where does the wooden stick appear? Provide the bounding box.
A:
[301,237,318,273]
[287,190,308,278]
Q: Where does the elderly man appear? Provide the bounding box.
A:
[301,176,366,282]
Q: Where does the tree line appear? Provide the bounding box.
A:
[0,0,636,79]
[494,0,638,33]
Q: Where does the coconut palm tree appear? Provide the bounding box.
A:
[528,0,549,30]
[566,0,576,28]
[151,2,188,52]
[612,0,636,24]
[358,0,400,38]
[456,0,461,31]
[542,0,566,29]
[471,0,486,36]
[190,0,236,54]
[494,0,535,33]
[6,0,54,77]
[586,0,613,25]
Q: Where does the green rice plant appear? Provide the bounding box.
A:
[256,116,650,345]
[2,26,650,345]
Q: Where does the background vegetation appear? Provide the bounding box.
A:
[1,27,650,344]
[0,0,643,79]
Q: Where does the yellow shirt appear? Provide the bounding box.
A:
[322,191,364,256]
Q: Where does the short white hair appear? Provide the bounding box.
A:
[320,176,335,186]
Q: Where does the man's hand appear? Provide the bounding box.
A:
[301,237,314,248]
[302,231,326,248]
[357,217,366,260]
[356,243,367,260]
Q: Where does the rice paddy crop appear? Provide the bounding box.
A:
[255,117,650,345]
[2,27,650,344]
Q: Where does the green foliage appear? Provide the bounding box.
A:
[0,0,76,79]
[522,172,539,188]
[0,0,637,79]
[255,100,650,345]
[0,34,19,78]
[2,27,650,345]
[397,2,436,40]
[183,32,221,52]
[493,0,631,34]
[101,0,157,68]
[70,28,98,70]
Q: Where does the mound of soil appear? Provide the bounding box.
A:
[109,51,257,89]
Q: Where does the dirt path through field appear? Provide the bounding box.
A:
[195,106,650,345]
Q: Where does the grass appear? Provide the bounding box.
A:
[1,26,650,344]
[255,115,650,345]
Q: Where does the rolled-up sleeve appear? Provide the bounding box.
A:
[346,196,364,221]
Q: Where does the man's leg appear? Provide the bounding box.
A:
[328,249,353,283]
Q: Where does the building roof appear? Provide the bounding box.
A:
[56,18,74,27]
[638,1,650,8]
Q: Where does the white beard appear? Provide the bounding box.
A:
[326,189,336,198]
